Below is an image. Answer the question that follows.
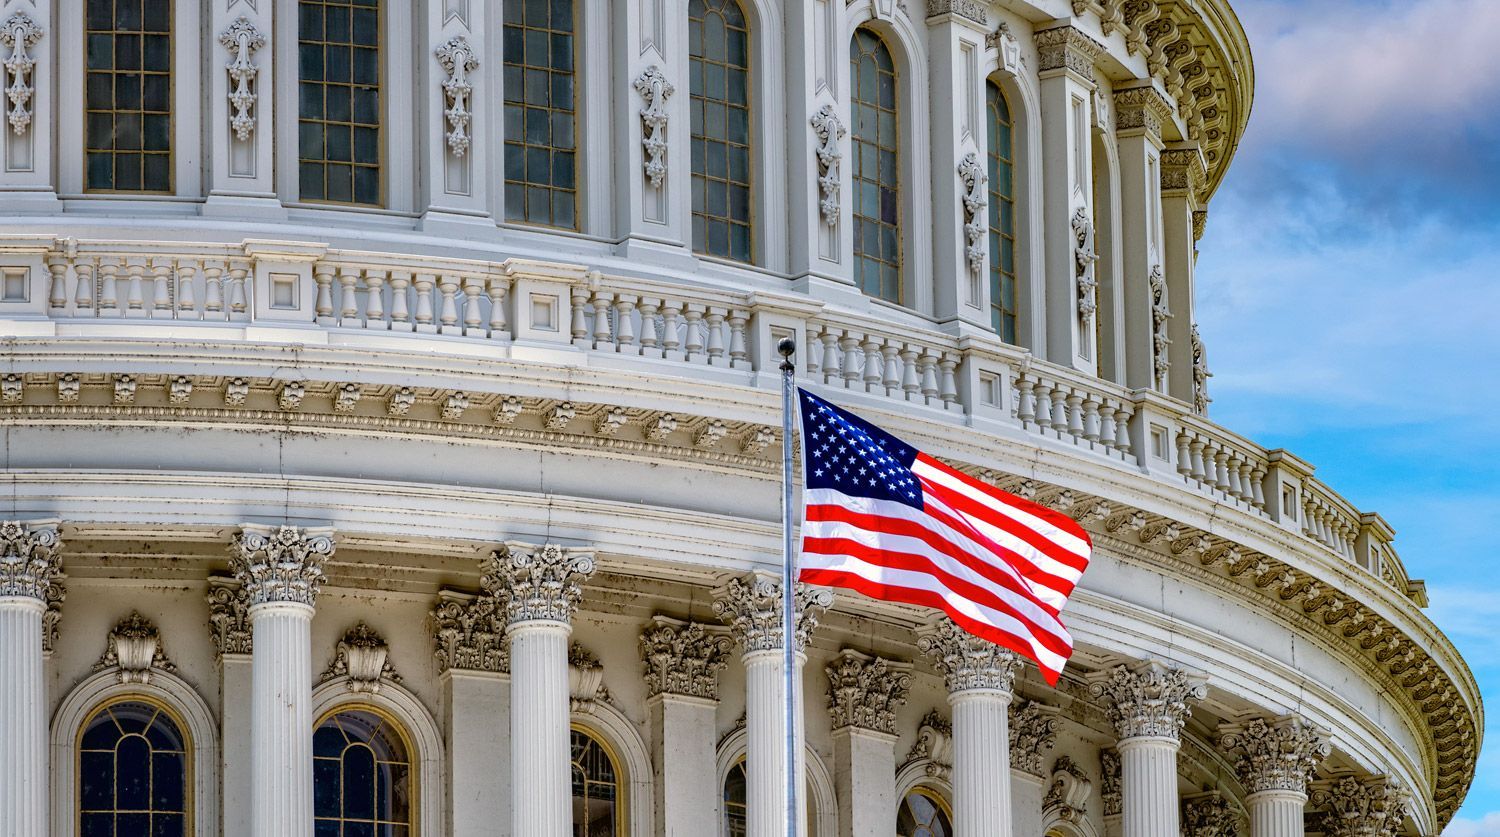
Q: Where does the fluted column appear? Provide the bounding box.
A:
[917,620,1022,837]
[826,649,911,837]
[1220,715,1330,837]
[1087,660,1207,837]
[714,572,832,837]
[484,542,597,837]
[1310,775,1410,837]
[432,589,511,837]
[230,525,336,837]
[0,520,62,837]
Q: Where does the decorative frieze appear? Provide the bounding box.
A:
[712,572,832,654]
[1034,25,1105,77]
[639,616,733,700]
[1043,755,1091,819]
[1113,86,1173,140]
[1086,660,1206,741]
[431,589,507,673]
[1191,324,1211,414]
[810,104,846,225]
[1008,699,1059,776]
[903,710,954,780]
[1181,792,1239,837]
[1311,776,1410,837]
[94,612,176,684]
[481,542,596,625]
[1220,715,1330,796]
[825,649,911,735]
[957,152,988,278]
[1100,748,1122,816]
[228,525,335,607]
[916,619,1023,694]
[634,65,674,188]
[1072,206,1099,323]
[569,642,610,712]
[435,36,479,157]
[218,17,266,142]
[925,0,986,26]
[0,520,62,600]
[1,11,44,136]
[1149,264,1171,390]
[322,622,400,693]
[206,576,253,658]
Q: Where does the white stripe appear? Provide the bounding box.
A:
[801,549,1071,673]
[912,459,1092,559]
[922,491,1084,586]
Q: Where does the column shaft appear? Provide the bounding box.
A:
[445,671,510,837]
[951,690,1012,837]
[510,621,573,837]
[250,602,315,837]
[0,598,46,837]
[744,650,808,837]
[1119,736,1180,837]
[1247,789,1307,837]
[650,695,718,836]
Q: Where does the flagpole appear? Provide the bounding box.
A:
[777,337,799,837]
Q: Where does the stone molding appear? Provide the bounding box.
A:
[1310,775,1410,837]
[206,576,252,658]
[1086,660,1207,741]
[1161,146,1207,194]
[1220,715,1330,796]
[925,0,986,26]
[1009,698,1060,776]
[916,619,1022,694]
[712,571,832,654]
[639,615,733,700]
[229,525,335,607]
[0,519,62,600]
[902,710,954,781]
[1181,792,1239,837]
[1113,85,1173,140]
[481,541,596,625]
[431,588,508,674]
[1034,25,1104,77]
[1042,755,1091,819]
[93,612,175,684]
[321,622,401,693]
[825,649,911,735]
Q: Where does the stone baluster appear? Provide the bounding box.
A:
[1220,715,1330,837]
[638,299,661,355]
[840,332,863,389]
[312,264,335,324]
[1014,373,1036,423]
[176,261,198,317]
[1214,447,1233,493]
[917,619,1023,837]
[1048,386,1068,433]
[98,258,121,316]
[880,342,901,395]
[1008,700,1060,837]
[939,356,959,406]
[337,267,361,325]
[364,270,387,329]
[437,274,462,334]
[124,257,146,317]
[388,271,411,328]
[150,259,173,316]
[414,273,438,332]
[461,277,485,335]
[432,588,511,837]
[862,335,883,392]
[682,305,705,360]
[1099,399,1119,450]
[229,525,336,837]
[1189,437,1208,483]
[1250,464,1268,511]
[805,328,823,377]
[1176,432,1193,476]
[704,307,725,363]
[1082,395,1101,443]
[820,329,842,383]
[1066,390,1086,439]
[569,286,591,346]
[1087,660,1207,837]
[728,310,749,367]
[75,259,96,312]
[227,263,250,318]
[487,276,509,339]
[591,289,613,349]
[640,617,734,836]
[1032,377,1052,428]
[659,301,683,358]
[713,572,832,837]
[615,296,638,352]
[482,542,597,837]
[900,346,921,400]
[920,353,941,404]
[1309,775,1410,837]
[203,261,225,316]
[826,650,910,836]
[46,254,68,312]
[0,520,63,837]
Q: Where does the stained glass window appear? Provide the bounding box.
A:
[849,28,900,303]
[897,788,953,837]
[78,700,188,837]
[987,81,1018,344]
[503,0,578,229]
[298,0,383,205]
[313,708,413,836]
[689,0,753,262]
[571,729,621,837]
[85,0,173,193]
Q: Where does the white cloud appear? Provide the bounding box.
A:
[1445,812,1500,837]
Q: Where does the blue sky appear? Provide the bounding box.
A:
[1191,0,1500,829]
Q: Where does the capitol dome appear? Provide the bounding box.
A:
[0,0,1478,835]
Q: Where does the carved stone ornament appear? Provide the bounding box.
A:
[481,542,597,625]
[41,581,64,654]
[0,520,63,600]
[1191,324,1211,414]
[1034,25,1104,77]
[916,618,1023,694]
[1310,776,1410,837]
[810,104,846,226]
[1220,715,1330,796]
[435,36,480,157]
[218,17,266,142]
[206,576,253,658]
[95,612,176,685]
[1008,699,1059,776]
[1071,206,1099,322]
[1086,661,1206,741]
[903,710,954,781]
[925,0,986,26]
[957,152,988,278]
[1,11,44,136]
[569,642,610,713]
[1113,86,1172,140]
[1100,748,1122,816]
[825,649,911,735]
[712,572,833,654]
[633,65,674,188]
[322,622,401,693]
[1182,793,1239,837]
[986,22,1020,76]
[1043,755,1091,819]
[1148,264,1171,390]
[640,616,733,700]
[431,589,508,674]
[229,525,335,607]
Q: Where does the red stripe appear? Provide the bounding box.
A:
[917,454,1093,570]
[798,568,1064,685]
[918,453,1094,548]
[919,498,1077,602]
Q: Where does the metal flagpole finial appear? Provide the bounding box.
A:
[777,337,797,372]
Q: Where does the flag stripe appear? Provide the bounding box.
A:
[919,484,1086,587]
[913,456,1092,566]
[918,493,1077,608]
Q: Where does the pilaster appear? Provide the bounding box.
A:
[432,588,510,837]
[1160,144,1206,405]
[826,649,910,837]
[1310,775,1410,837]
[1008,700,1059,836]
[785,0,855,288]
[1113,84,1171,391]
[207,576,253,837]
[204,5,280,217]
[419,2,493,230]
[0,519,61,837]
[0,7,57,206]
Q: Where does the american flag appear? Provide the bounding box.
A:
[796,389,1091,684]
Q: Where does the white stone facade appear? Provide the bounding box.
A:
[0,0,1478,835]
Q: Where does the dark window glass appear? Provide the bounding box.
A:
[987,81,1019,344]
[299,0,382,205]
[689,0,753,263]
[503,0,578,228]
[849,28,900,303]
[78,701,188,835]
[723,760,747,837]
[312,708,412,835]
[84,0,172,192]
[570,729,621,837]
[897,789,954,837]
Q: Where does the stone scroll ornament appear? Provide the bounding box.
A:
[633,65,674,188]
[1,11,43,136]
[1072,206,1099,322]
[957,151,988,278]
[810,104,846,226]
[219,17,266,142]
[436,36,480,157]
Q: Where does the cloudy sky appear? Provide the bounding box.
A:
[1190,0,1500,829]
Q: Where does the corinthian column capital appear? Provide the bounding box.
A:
[431,589,508,674]
[1181,792,1239,837]
[1310,776,1410,837]
[916,619,1022,694]
[711,571,832,654]
[1219,715,1331,796]
[639,616,733,700]
[229,525,335,607]
[481,542,596,625]
[1086,659,1207,741]
[1033,24,1105,78]
[825,649,911,735]
[1008,699,1060,776]
[0,520,62,600]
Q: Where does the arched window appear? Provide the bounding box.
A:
[986,81,1018,344]
[849,27,900,303]
[571,727,623,836]
[85,0,173,193]
[78,699,189,836]
[313,707,414,834]
[689,0,753,262]
[297,0,383,205]
[897,788,953,837]
[722,757,817,836]
[503,0,578,229]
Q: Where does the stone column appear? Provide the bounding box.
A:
[1220,715,1330,837]
[714,572,833,837]
[230,525,336,837]
[917,620,1022,837]
[1112,85,1172,392]
[432,589,511,837]
[826,649,910,837]
[640,616,735,837]
[207,577,254,837]
[484,542,597,837]
[1087,660,1207,837]
[1008,699,1059,837]
[1310,776,1410,837]
[1159,145,1206,406]
[0,520,62,837]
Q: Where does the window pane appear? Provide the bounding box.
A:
[85,0,172,193]
[898,790,953,837]
[689,0,754,263]
[504,0,578,229]
[314,710,413,835]
[299,0,382,205]
[850,28,900,303]
[571,729,622,837]
[987,81,1019,344]
[79,702,188,830]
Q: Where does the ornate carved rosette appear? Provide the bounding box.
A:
[639,617,733,700]
[1181,793,1239,837]
[322,622,400,693]
[1086,661,1206,741]
[825,649,911,735]
[712,573,832,654]
[229,525,335,607]
[1043,755,1091,819]
[957,152,988,278]
[1034,25,1105,77]
[1071,206,1099,322]
[481,542,596,625]
[1008,698,1059,776]
[0,519,63,600]
[218,17,266,142]
[95,612,175,684]
[633,65,674,188]
[1219,715,1330,796]
[809,104,846,226]
[435,36,480,156]
[431,589,507,674]
[1310,776,1410,837]
[903,710,954,781]
[206,576,253,658]
[915,618,1023,694]
[1,11,44,136]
